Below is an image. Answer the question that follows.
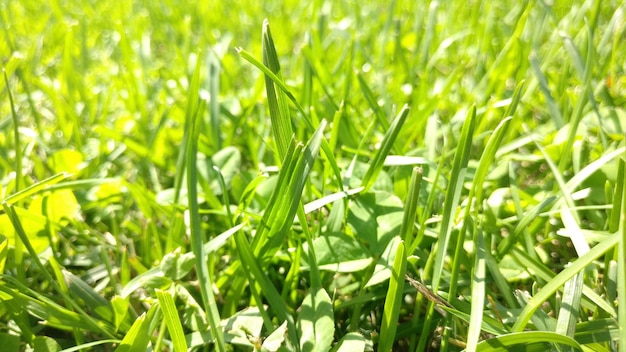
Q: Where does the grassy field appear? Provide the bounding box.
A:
[1,0,625,351]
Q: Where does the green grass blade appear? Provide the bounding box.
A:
[475,331,583,352]
[557,146,626,209]
[1,173,70,206]
[156,289,188,352]
[4,70,21,194]
[114,305,157,352]
[0,235,7,274]
[466,228,486,352]
[401,167,422,247]
[361,105,410,193]
[378,241,406,352]
[262,19,294,159]
[558,25,595,173]
[236,47,344,190]
[302,187,363,215]
[619,156,626,352]
[208,53,222,150]
[511,232,619,332]
[185,96,226,350]
[431,105,476,292]
[234,230,300,349]
[356,73,390,132]
[609,159,625,233]
[556,270,583,339]
[529,52,563,129]
[1,205,115,339]
[254,121,326,263]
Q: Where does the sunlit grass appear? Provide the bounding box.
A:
[1,0,625,351]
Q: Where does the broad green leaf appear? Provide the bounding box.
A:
[0,333,19,352]
[378,241,406,352]
[347,191,403,256]
[261,321,288,352]
[185,307,265,349]
[159,248,195,280]
[33,336,61,352]
[31,189,81,225]
[330,332,366,352]
[0,207,51,253]
[297,287,334,352]
[49,149,84,177]
[176,284,208,331]
[304,232,370,273]
[366,236,401,288]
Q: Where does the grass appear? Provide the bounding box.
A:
[1,0,625,351]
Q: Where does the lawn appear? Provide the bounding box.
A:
[1,0,625,351]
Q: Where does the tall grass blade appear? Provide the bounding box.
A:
[511,232,619,332]
[236,46,344,190]
[114,305,157,352]
[262,19,293,159]
[208,53,221,150]
[475,331,583,352]
[401,167,422,247]
[431,105,476,292]
[356,73,390,132]
[3,70,21,193]
[529,53,563,129]
[234,230,300,349]
[1,173,70,206]
[618,156,626,352]
[185,97,226,350]
[609,158,625,232]
[466,228,486,352]
[556,270,583,339]
[558,25,594,172]
[378,241,406,352]
[254,121,326,263]
[156,289,189,352]
[361,105,410,193]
